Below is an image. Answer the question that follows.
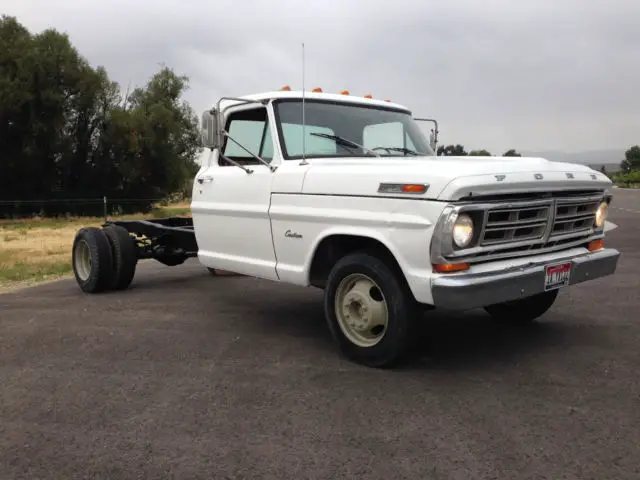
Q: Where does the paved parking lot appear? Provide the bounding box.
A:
[1,189,639,479]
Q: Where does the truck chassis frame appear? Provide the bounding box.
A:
[106,217,199,266]
[70,215,221,295]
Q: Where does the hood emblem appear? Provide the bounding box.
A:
[494,175,506,182]
[590,174,597,180]
[534,173,543,180]
[566,173,574,179]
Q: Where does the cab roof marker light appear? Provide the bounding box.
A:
[340,90,350,95]
[377,183,429,195]
[312,87,323,92]
[280,85,291,91]
[364,94,373,99]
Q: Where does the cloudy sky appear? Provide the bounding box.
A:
[4,0,639,154]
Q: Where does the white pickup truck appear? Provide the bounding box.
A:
[71,87,620,368]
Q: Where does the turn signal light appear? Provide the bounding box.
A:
[312,87,323,92]
[377,183,429,194]
[401,184,427,193]
[433,263,469,273]
[280,85,291,91]
[588,239,604,251]
[340,90,350,95]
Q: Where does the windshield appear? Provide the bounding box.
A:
[272,99,435,160]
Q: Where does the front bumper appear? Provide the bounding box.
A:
[430,247,620,310]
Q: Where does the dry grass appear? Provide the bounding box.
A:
[0,204,191,290]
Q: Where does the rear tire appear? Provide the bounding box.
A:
[72,227,114,293]
[103,225,137,291]
[484,289,559,325]
[324,252,419,368]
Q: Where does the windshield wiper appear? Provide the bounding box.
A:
[309,133,381,157]
[375,146,421,156]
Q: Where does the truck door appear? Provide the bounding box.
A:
[191,104,279,281]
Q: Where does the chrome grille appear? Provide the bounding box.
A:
[550,197,600,240]
[480,205,550,245]
[432,190,610,265]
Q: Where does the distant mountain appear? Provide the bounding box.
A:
[520,149,624,166]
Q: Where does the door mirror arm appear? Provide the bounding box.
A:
[222,131,277,172]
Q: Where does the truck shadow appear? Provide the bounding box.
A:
[206,285,592,371]
[127,269,603,372]
[406,309,584,371]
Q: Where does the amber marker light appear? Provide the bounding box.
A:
[588,239,604,251]
[312,87,323,92]
[377,183,429,194]
[280,85,291,91]
[433,263,470,273]
[402,184,427,193]
[364,94,373,99]
[340,90,350,95]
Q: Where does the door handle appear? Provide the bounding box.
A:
[197,175,214,184]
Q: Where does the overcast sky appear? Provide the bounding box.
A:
[4,0,639,154]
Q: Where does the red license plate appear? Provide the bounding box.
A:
[544,262,571,291]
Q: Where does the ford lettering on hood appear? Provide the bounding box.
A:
[300,155,612,201]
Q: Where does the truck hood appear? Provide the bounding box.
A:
[300,156,612,200]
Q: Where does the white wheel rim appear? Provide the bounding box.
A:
[334,273,389,348]
[74,239,92,282]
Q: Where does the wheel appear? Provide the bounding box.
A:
[324,252,419,368]
[484,289,559,325]
[103,225,137,290]
[72,227,114,293]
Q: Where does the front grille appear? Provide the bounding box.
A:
[480,205,550,245]
[550,197,600,240]
[437,191,609,265]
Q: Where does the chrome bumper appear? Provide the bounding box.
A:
[430,248,620,310]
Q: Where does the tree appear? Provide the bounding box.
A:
[437,144,467,156]
[503,149,521,157]
[468,149,492,156]
[0,16,201,217]
[620,145,640,174]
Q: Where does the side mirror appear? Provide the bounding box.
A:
[414,117,439,153]
[201,109,219,149]
[429,130,437,151]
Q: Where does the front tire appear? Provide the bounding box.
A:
[72,227,114,293]
[324,252,419,368]
[484,289,559,325]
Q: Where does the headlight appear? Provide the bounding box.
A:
[453,213,474,248]
[595,201,609,229]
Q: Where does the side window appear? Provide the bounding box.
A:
[221,107,274,165]
[281,123,336,157]
[363,121,416,151]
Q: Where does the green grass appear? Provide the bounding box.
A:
[0,202,191,290]
[0,261,73,285]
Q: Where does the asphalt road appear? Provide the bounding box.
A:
[1,190,639,479]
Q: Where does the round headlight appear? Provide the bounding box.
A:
[453,213,474,248]
[595,201,609,228]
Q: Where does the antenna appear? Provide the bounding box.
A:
[300,42,309,165]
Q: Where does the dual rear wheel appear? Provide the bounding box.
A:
[72,225,137,293]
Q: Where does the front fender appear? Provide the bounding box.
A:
[303,226,411,283]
